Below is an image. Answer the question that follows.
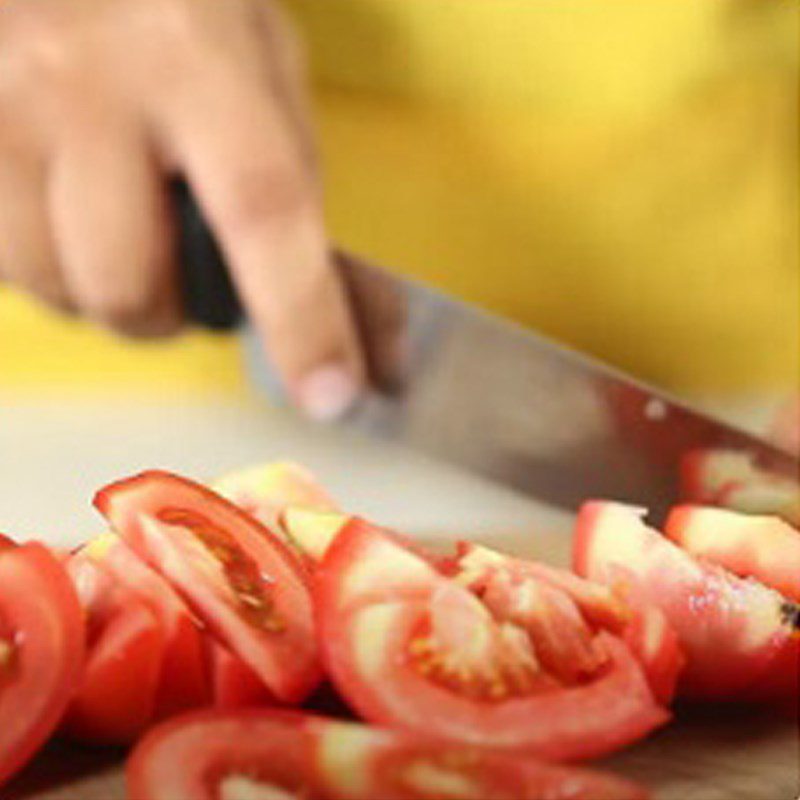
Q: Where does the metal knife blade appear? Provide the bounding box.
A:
[175,185,799,519]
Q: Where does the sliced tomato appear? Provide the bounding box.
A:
[313,717,650,800]
[680,448,799,526]
[214,461,337,530]
[95,470,321,704]
[716,481,800,529]
[0,543,84,786]
[574,501,799,702]
[63,548,165,743]
[450,542,683,705]
[315,519,667,761]
[126,708,316,800]
[203,637,274,709]
[127,709,650,800]
[665,505,800,602]
[0,533,15,550]
[85,534,211,717]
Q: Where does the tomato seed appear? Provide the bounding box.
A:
[406,625,543,702]
[0,637,15,681]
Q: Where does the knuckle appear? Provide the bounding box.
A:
[80,286,154,332]
[135,0,217,53]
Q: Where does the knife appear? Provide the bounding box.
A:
[174,182,798,520]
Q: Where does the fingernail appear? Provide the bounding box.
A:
[297,364,359,422]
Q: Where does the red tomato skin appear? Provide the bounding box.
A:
[573,501,798,703]
[95,471,322,704]
[742,634,799,704]
[62,603,164,743]
[0,543,85,787]
[98,537,211,717]
[62,552,165,743]
[315,519,668,762]
[0,533,15,550]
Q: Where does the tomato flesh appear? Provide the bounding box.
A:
[0,543,85,787]
[95,471,321,704]
[313,715,650,800]
[574,500,799,702]
[214,461,338,540]
[204,638,274,709]
[665,505,800,601]
[127,709,650,800]
[158,507,286,633]
[315,519,667,761]
[444,541,683,704]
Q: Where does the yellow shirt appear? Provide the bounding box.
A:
[1,1,797,395]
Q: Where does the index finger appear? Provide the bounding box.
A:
[159,75,365,419]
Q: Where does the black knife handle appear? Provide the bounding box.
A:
[173,180,243,330]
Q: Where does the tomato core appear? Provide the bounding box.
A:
[406,619,550,703]
[157,508,285,633]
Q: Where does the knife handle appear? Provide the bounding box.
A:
[173,180,243,330]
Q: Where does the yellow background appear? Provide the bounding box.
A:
[1,0,797,395]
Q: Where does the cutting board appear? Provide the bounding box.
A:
[7,527,798,800]
[1,399,797,800]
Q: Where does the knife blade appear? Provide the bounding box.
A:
[175,183,798,520]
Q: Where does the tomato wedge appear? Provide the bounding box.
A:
[0,542,84,786]
[63,547,165,743]
[315,519,668,761]
[127,709,650,800]
[95,470,321,704]
[665,505,800,602]
[574,501,799,702]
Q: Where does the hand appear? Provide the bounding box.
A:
[0,0,397,418]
